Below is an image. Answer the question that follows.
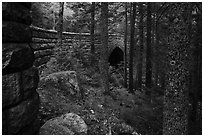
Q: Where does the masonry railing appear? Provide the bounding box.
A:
[31,26,102,68]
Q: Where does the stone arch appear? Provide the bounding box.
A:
[108,47,124,67]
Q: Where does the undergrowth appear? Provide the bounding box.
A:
[37,41,164,135]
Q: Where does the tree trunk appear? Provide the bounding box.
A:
[196,9,202,134]
[145,2,152,100]
[100,2,110,95]
[57,2,64,46]
[160,71,165,90]
[90,2,95,54]
[154,6,159,87]
[136,3,144,90]
[129,3,136,94]
[152,3,158,87]
[124,3,128,88]
[163,5,190,134]
[189,3,202,134]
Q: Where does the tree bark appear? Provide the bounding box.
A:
[189,3,202,134]
[145,2,152,100]
[129,3,136,94]
[124,3,128,88]
[163,5,190,134]
[154,5,159,87]
[136,3,144,90]
[57,2,64,46]
[100,2,110,95]
[90,2,95,54]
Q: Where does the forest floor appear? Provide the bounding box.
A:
[37,66,163,135]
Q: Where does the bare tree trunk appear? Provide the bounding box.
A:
[100,2,110,95]
[154,6,159,87]
[189,3,202,134]
[129,3,136,94]
[57,2,64,46]
[145,2,152,101]
[124,3,128,88]
[53,12,55,30]
[163,4,190,134]
[90,2,95,54]
[136,3,144,90]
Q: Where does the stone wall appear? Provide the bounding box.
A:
[31,26,101,68]
[2,2,40,134]
[31,26,121,68]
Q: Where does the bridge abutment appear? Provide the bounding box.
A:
[2,2,40,134]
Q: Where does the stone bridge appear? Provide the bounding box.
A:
[2,2,124,134]
[31,26,124,68]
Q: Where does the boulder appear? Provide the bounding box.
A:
[113,122,139,135]
[40,71,80,96]
[108,116,139,135]
[40,113,88,135]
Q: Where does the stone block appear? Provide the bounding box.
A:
[32,38,57,43]
[31,43,55,51]
[34,49,53,59]
[2,92,39,134]
[2,3,31,25]
[2,21,32,43]
[2,110,8,134]
[2,72,21,109]
[21,67,39,97]
[2,67,39,109]
[32,30,57,39]
[19,116,40,135]
[2,43,34,75]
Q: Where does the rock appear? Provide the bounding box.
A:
[113,122,139,135]
[2,67,39,109]
[34,56,51,67]
[31,43,55,51]
[18,118,40,135]
[40,71,80,96]
[21,67,39,92]
[2,2,38,135]
[40,113,88,135]
[40,122,75,135]
[34,49,53,59]
[108,116,139,135]
[2,92,39,134]
[2,43,34,75]
[118,123,135,134]
[2,71,21,109]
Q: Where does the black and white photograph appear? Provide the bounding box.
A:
[2,1,202,135]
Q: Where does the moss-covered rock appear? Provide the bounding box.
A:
[40,113,87,135]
